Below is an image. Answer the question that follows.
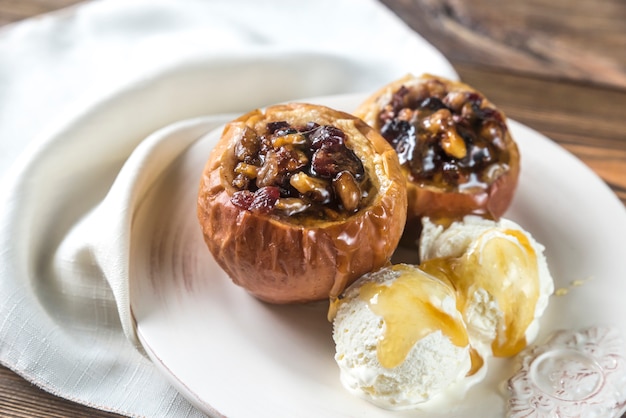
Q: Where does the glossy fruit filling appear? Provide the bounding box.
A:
[230,121,372,221]
[378,79,513,192]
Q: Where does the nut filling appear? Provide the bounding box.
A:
[378,80,512,192]
[230,121,372,221]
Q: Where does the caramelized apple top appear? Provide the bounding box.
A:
[227,119,375,223]
[374,76,514,193]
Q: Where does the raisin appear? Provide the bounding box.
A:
[441,161,461,184]
[474,107,501,123]
[267,121,297,136]
[311,145,364,180]
[419,147,439,177]
[419,97,447,112]
[381,119,409,143]
[381,119,416,165]
[460,141,493,169]
[309,125,346,150]
[390,85,410,113]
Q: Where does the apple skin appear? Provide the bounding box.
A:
[197,103,407,304]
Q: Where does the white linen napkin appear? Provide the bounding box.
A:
[0,0,457,416]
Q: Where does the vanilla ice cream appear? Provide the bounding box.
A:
[419,215,554,357]
[332,264,484,410]
[332,215,554,411]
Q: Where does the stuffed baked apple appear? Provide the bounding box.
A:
[355,74,520,223]
[197,103,407,304]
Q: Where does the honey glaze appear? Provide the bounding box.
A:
[468,347,485,376]
[358,264,469,368]
[421,229,540,358]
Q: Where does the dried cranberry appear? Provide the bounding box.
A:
[466,92,483,108]
[231,190,255,210]
[389,85,410,113]
[248,186,280,214]
[475,107,502,124]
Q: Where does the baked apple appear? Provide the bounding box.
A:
[354,74,520,224]
[197,103,407,304]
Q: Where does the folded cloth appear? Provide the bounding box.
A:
[0,0,456,416]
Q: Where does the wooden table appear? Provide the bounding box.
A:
[0,0,624,416]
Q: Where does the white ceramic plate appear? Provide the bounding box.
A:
[129,95,626,417]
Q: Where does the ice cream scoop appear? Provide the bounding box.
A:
[332,215,554,411]
[332,264,484,410]
[419,216,554,357]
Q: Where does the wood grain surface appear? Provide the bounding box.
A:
[381,0,626,89]
[1,0,625,417]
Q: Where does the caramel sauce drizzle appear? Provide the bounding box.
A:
[335,228,540,374]
[421,229,539,358]
[358,265,469,369]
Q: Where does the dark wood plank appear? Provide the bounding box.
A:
[380,0,626,89]
[0,0,83,26]
[0,365,123,418]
